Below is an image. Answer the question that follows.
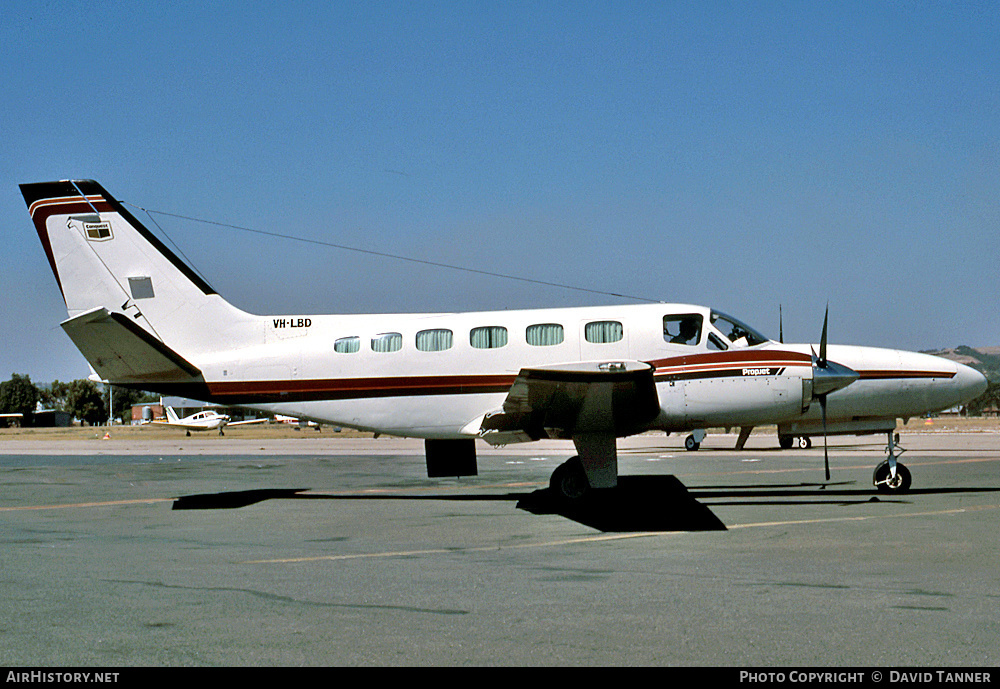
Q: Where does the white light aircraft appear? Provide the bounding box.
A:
[145,407,267,435]
[149,407,229,434]
[21,180,987,500]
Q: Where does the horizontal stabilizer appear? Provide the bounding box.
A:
[61,307,202,384]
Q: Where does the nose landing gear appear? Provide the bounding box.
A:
[873,460,911,492]
[873,432,910,493]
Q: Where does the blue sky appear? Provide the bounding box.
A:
[3,1,998,383]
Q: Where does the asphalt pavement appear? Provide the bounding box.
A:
[1,430,998,666]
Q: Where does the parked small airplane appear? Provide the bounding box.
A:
[148,407,229,435]
[20,180,987,499]
[145,407,267,435]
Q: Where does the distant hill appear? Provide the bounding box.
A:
[923,346,1000,383]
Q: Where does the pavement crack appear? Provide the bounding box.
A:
[104,578,468,616]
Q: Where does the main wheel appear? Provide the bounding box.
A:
[685,434,700,451]
[778,435,794,450]
[873,460,912,493]
[798,436,812,449]
[549,457,590,502]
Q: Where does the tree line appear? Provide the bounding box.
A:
[966,381,1000,416]
[0,374,156,426]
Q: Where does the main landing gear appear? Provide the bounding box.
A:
[549,456,590,502]
[547,433,620,503]
[684,429,706,451]
[873,431,911,493]
[778,434,812,449]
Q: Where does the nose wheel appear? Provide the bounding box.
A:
[873,460,911,492]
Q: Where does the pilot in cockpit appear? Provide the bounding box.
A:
[668,315,702,345]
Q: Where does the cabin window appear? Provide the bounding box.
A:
[470,326,508,349]
[663,314,703,346]
[371,332,403,353]
[585,321,623,344]
[526,323,564,346]
[334,336,360,354]
[416,329,454,352]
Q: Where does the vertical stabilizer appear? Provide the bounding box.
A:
[20,180,260,363]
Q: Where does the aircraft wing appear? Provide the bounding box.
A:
[145,421,209,431]
[226,418,269,426]
[60,307,202,384]
[478,360,660,445]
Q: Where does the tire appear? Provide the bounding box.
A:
[873,460,912,493]
[778,435,794,450]
[685,435,700,451]
[549,457,590,501]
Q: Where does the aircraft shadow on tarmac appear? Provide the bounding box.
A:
[170,478,1000,533]
[514,476,727,532]
[172,488,309,510]
[173,476,726,532]
[171,476,725,532]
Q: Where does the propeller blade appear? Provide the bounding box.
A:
[779,305,784,344]
[821,394,830,481]
[819,305,829,367]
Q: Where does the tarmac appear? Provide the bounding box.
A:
[1,424,998,667]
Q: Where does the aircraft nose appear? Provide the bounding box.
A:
[954,363,988,403]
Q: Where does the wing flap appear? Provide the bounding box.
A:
[61,307,202,383]
[479,361,659,444]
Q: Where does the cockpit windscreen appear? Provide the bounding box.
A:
[710,311,770,348]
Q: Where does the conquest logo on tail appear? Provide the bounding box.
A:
[83,221,113,241]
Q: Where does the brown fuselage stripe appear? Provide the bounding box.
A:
[859,370,956,380]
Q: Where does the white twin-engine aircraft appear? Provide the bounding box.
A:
[21,180,987,501]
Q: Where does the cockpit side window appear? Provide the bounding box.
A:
[709,311,769,347]
[708,332,728,351]
[663,314,703,346]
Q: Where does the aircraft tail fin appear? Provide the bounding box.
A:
[165,407,180,424]
[20,180,259,372]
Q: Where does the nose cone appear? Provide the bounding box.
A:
[954,363,988,404]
